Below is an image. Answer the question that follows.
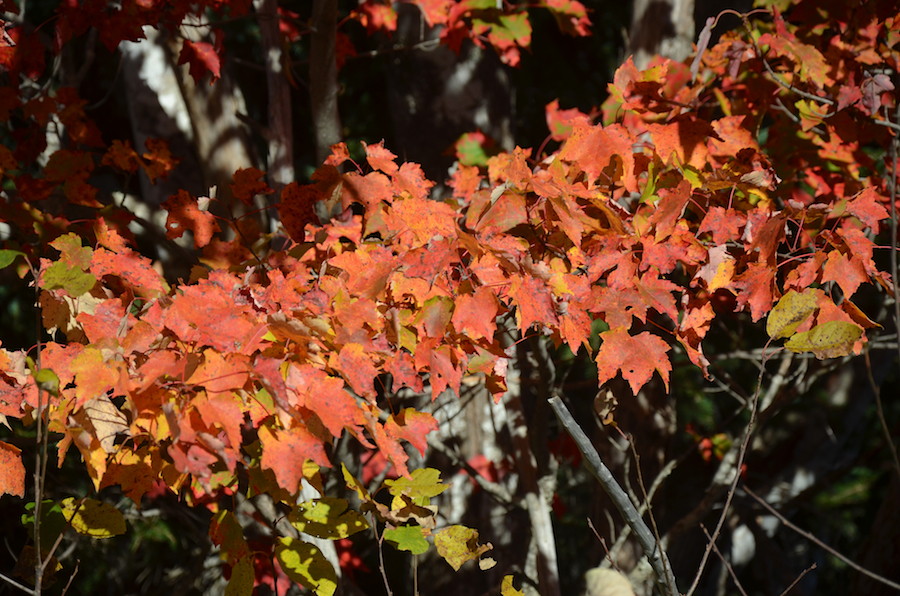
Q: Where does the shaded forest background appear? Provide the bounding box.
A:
[1,1,899,596]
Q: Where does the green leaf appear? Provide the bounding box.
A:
[22,500,67,547]
[383,525,430,555]
[43,260,96,296]
[289,498,369,540]
[60,497,126,538]
[434,525,492,571]
[0,249,24,269]
[767,290,817,340]
[784,321,863,359]
[275,537,337,596]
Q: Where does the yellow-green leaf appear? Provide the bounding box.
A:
[210,510,250,563]
[60,497,126,538]
[501,575,525,596]
[33,368,60,397]
[289,498,369,540]
[434,525,493,571]
[784,321,863,359]
[275,537,337,596]
[767,290,817,340]
[0,249,24,269]
[385,467,448,507]
[225,556,254,596]
[383,525,429,555]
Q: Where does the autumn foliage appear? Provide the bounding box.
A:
[0,0,898,593]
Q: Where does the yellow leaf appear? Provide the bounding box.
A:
[767,290,817,340]
[784,321,863,359]
[60,497,126,538]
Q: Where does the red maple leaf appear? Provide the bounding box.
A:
[451,286,499,340]
[509,275,558,331]
[730,261,775,322]
[177,39,221,84]
[278,182,320,242]
[699,206,746,245]
[648,115,721,170]
[259,423,329,493]
[385,408,438,457]
[363,140,399,175]
[595,328,671,394]
[649,180,691,241]
[162,189,221,248]
[230,167,274,206]
[336,343,380,401]
[821,250,867,298]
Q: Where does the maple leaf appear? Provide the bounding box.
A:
[509,275,558,331]
[846,188,889,232]
[335,343,380,401]
[259,423,330,494]
[100,446,162,505]
[188,350,251,395]
[69,347,121,410]
[591,286,646,328]
[162,189,221,248]
[699,206,746,245]
[278,182,320,242]
[708,116,758,159]
[451,286,499,340]
[193,390,245,451]
[649,180,691,241]
[821,250,867,298]
[77,298,126,344]
[543,0,591,37]
[393,162,435,200]
[647,115,721,170]
[0,441,25,498]
[558,122,637,192]
[356,0,398,34]
[595,328,671,395]
[230,167,274,206]
[387,198,457,247]
[141,138,179,182]
[177,39,221,84]
[363,140,400,176]
[329,245,396,300]
[634,269,679,321]
[730,261,775,322]
[385,408,438,457]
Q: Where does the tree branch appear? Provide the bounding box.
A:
[547,395,678,596]
[745,485,900,591]
[310,0,342,165]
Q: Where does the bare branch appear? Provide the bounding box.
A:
[548,395,678,596]
[745,486,900,591]
[699,524,748,596]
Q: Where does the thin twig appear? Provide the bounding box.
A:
[548,395,678,596]
[699,524,748,596]
[889,104,900,403]
[744,486,900,591]
[587,518,625,574]
[628,438,675,596]
[776,563,816,596]
[371,514,393,596]
[685,359,765,596]
[863,346,900,481]
[60,558,80,596]
[0,570,34,594]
